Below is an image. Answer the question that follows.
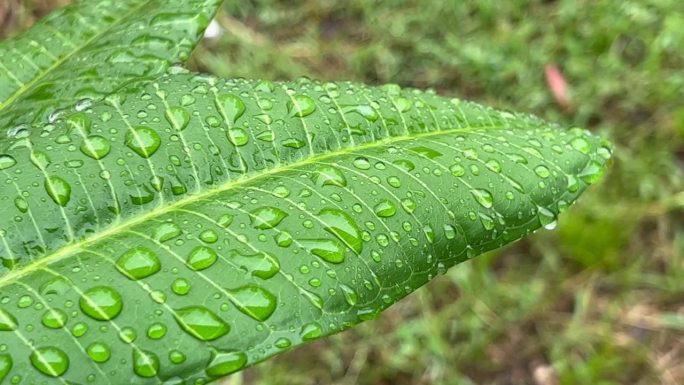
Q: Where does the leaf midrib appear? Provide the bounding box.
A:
[0,124,504,287]
[0,0,153,112]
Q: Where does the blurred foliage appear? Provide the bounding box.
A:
[4,0,684,384]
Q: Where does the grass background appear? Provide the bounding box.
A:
[3,1,684,384]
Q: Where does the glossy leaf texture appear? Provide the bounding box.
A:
[0,74,611,384]
[0,0,222,137]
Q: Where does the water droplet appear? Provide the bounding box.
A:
[171,278,191,295]
[80,136,111,160]
[174,306,230,341]
[301,239,346,264]
[30,347,69,377]
[86,342,111,363]
[0,155,16,170]
[578,161,604,185]
[147,323,167,339]
[231,251,280,279]
[169,350,186,364]
[275,231,293,247]
[166,107,190,131]
[534,165,551,178]
[374,200,397,217]
[227,284,277,322]
[79,286,123,321]
[395,97,412,112]
[311,165,347,187]
[250,207,288,229]
[471,189,493,209]
[45,176,71,207]
[571,137,590,154]
[537,206,558,230]
[217,214,234,228]
[119,327,137,343]
[0,354,12,382]
[485,159,502,173]
[199,229,219,243]
[205,350,247,378]
[133,350,160,378]
[154,222,182,242]
[217,94,246,124]
[318,208,363,253]
[340,284,358,306]
[41,309,68,329]
[300,322,323,341]
[274,338,291,349]
[289,95,316,117]
[0,308,18,331]
[116,247,161,280]
[186,246,218,271]
[401,198,416,213]
[352,157,371,170]
[125,126,161,158]
[227,128,249,146]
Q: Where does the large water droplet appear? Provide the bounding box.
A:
[311,165,347,187]
[300,322,323,341]
[570,137,590,154]
[578,161,604,185]
[228,285,277,322]
[79,286,123,321]
[227,128,249,147]
[471,189,494,209]
[116,247,161,280]
[30,347,69,377]
[165,107,190,131]
[41,309,68,329]
[174,306,230,341]
[250,207,288,229]
[340,284,358,306]
[186,246,218,271]
[231,251,280,279]
[133,350,160,378]
[205,350,247,378]
[318,208,363,253]
[301,239,346,264]
[537,206,558,230]
[373,200,397,217]
[154,222,182,242]
[0,154,16,170]
[80,136,111,160]
[125,126,161,158]
[0,354,11,382]
[289,95,316,117]
[0,308,18,331]
[87,342,111,363]
[217,94,246,124]
[534,165,551,178]
[45,176,71,207]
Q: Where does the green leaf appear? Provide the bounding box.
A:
[0,73,611,383]
[0,0,222,136]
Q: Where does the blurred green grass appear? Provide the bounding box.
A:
[4,1,684,384]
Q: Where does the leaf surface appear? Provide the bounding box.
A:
[0,0,222,136]
[0,74,611,384]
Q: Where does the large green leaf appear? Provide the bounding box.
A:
[0,73,611,384]
[0,0,222,136]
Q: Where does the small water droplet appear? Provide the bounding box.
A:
[0,308,18,331]
[41,309,68,329]
[374,200,397,217]
[300,322,323,341]
[318,208,363,253]
[217,94,246,124]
